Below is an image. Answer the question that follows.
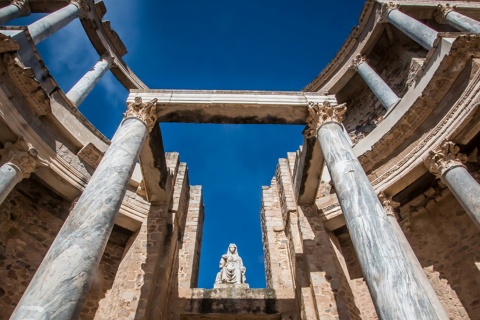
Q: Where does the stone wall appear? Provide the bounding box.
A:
[0,177,131,320]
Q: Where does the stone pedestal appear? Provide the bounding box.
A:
[213,283,250,289]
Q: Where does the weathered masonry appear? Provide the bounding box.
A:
[0,0,479,319]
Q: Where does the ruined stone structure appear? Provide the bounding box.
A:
[0,0,479,319]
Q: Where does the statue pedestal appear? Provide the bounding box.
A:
[213,283,250,289]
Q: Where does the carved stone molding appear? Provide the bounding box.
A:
[77,142,104,168]
[378,191,400,219]
[11,0,30,16]
[0,139,37,178]
[0,34,20,53]
[378,2,399,23]
[349,54,367,71]
[125,97,158,132]
[3,54,51,115]
[302,101,347,138]
[424,141,467,178]
[136,179,147,199]
[434,4,455,25]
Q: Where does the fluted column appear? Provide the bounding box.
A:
[0,139,37,205]
[378,192,449,320]
[435,4,480,34]
[380,3,438,50]
[27,0,88,45]
[66,53,114,108]
[11,97,158,320]
[351,55,399,110]
[424,141,480,229]
[0,0,30,25]
[304,102,445,319]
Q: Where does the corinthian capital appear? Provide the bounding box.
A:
[378,191,400,218]
[302,101,347,138]
[71,0,91,17]
[434,4,455,24]
[378,2,399,23]
[125,97,158,132]
[350,54,367,71]
[11,0,30,15]
[0,139,37,178]
[424,141,467,178]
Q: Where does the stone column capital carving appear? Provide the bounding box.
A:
[302,101,347,138]
[124,97,158,132]
[378,191,400,218]
[378,2,399,23]
[0,139,37,178]
[100,52,115,67]
[424,141,467,178]
[350,54,367,71]
[70,0,91,18]
[11,0,30,15]
[434,4,455,24]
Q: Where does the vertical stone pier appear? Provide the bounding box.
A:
[305,102,447,320]
[11,97,158,320]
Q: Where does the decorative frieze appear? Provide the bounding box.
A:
[434,4,455,25]
[0,139,37,178]
[125,97,158,132]
[424,141,467,178]
[302,101,347,138]
[77,142,104,168]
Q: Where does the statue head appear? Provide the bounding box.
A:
[228,243,237,254]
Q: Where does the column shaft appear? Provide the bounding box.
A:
[445,11,480,34]
[0,4,22,25]
[66,56,112,107]
[318,122,444,319]
[387,9,438,50]
[0,163,22,205]
[11,117,148,320]
[28,3,80,45]
[357,61,399,109]
[443,166,480,229]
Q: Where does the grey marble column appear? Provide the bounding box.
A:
[351,56,399,110]
[435,4,480,34]
[382,4,438,50]
[304,102,445,319]
[66,54,113,108]
[0,0,30,25]
[11,98,158,320]
[27,3,81,45]
[0,140,37,205]
[378,193,449,320]
[424,141,480,230]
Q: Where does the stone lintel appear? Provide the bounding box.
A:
[128,90,336,124]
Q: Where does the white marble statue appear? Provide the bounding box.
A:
[214,243,247,286]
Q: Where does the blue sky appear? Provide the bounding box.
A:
[14,1,364,288]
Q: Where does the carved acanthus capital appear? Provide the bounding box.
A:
[0,139,37,178]
[125,97,158,132]
[11,0,30,15]
[100,52,115,68]
[378,2,399,23]
[302,101,347,138]
[71,0,91,18]
[350,54,367,71]
[378,191,400,218]
[434,4,455,24]
[424,141,467,178]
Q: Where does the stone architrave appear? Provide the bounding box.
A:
[214,243,249,288]
[350,55,399,110]
[307,102,447,319]
[0,139,37,205]
[11,98,158,320]
[424,141,480,229]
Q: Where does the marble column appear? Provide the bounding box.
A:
[351,55,399,110]
[27,1,87,45]
[0,139,37,205]
[378,192,449,319]
[10,97,158,320]
[0,0,30,25]
[424,141,480,230]
[66,53,114,108]
[435,4,480,34]
[381,3,438,50]
[304,102,445,319]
